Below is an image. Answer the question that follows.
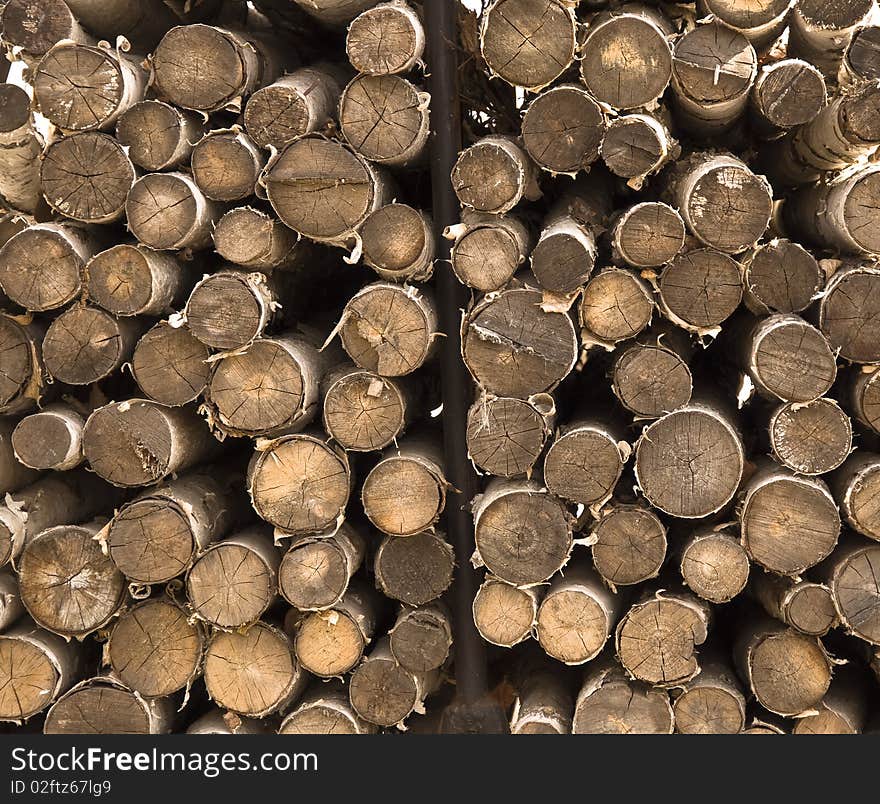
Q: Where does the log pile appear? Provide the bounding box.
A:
[1,0,880,737]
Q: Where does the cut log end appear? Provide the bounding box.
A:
[681,531,750,604]
[581,269,654,344]
[743,239,823,315]
[117,100,204,172]
[752,60,827,129]
[191,131,264,202]
[543,424,624,507]
[45,682,171,734]
[612,202,686,269]
[573,666,673,734]
[770,398,852,475]
[390,605,452,673]
[360,204,434,282]
[374,530,454,606]
[12,406,84,471]
[591,504,667,587]
[187,271,274,351]
[831,544,880,644]
[659,249,743,332]
[451,137,535,215]
[213,207,300,271]
[472,577,536,647]
[346,2,424,75]
[612,342,693,418]
[132,323,212,407]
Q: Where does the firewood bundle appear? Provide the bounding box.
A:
[0,0,879,737]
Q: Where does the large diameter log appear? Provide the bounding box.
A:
[589,503,667,588]
[0,84,43,214]
[741,464,840,575]
[19,521,125,637]
[699,0,794,48]
[191,129,265,202]
[536,563,621,666]
[671,23,758,135]
[818,261,880,362]
[44,677,174,734]
[751,573,838,636]
[788,0,876,76]
[610,202,685,269]
[634,403,744,519]
[827,540,880,645]
[841,25,880,84]
[769,398,852,476]
[831,454,880,542]
[672,658,746,735]
[616,590,710,687]
[847,365,880,433]
[600,113,678,189]
[108,599,204,698]
[374,530,454,605]
[572,659,674,734]
[473,480,572,587]
[472,575,539,647]
[0,0,86,60]
[749,59,827,134]
[279,682,375,734]
[451,135,539,215]
[0,621,78,722]
[346,2,424,75]
[248,433,351,534]
[510,662,573,734]
[107,471,238,583]
[741,239,823,315]
[278,523,365,611]
[463,287,577,397]
[83,399,217,488]
[448,211,532,292]
[389,603,452,673]
[116,100,205,172]
[580,268,655,347]
[204,621,306,717]
[478,0,577,92]
[0,314,43,416]
[41,132,136,224]
[131,322,211,407]
[360,203,434,282]
[33,43,146,133]
[213,207,301,272]
[339,281,437,376]
[264,135,392,246]
[126,172,222,251]
[734,618,832,716]
[680,526,750,604]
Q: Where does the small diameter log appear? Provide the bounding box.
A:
[360,204,435,282]
[116,100,205,172]
[616,590,710,687]
[466,393,554,479]
[670,23,758,135]
[634,403,744,519]
[189,709,269,735]
[610,202,685,270]
[788,164,880,256]
[108,472,236,584]
[0,570,23,631]
[185,270,276,351]
[339,281,437,377]
[278,523,365,611]
[579,5,674,111]
[264,135,392,246]
[521,84,605,175]
[572,659,674,734]
[741,464,840,576]
[294,584,376,677]
[749,59,827,134]
[543,420,626,508]
[848,365,880,433]
[478,0,577,92]
[788,0,876,76]
[339,74,429,168]
[19,521,125,637]
[451,136,539,215]
[44,677,174,734]
[248,433,351,534]
[793,671,868,734]
[473,479,572,587]
[827,540,880,644]
[205,331,326,437]
[362,438,446,536]
[751,573,838,636]
[0,622,77,722]
[841,25,880,84]
[699,0,794,49]
[126,172,221,251]
[734,618,832,716]
[590,503,667,588]
[83,399,217,488]
[0,0,86,60]
[349,637,438,728]
[600,113,678,189]
[536,563,621,666]
[580,268,655,347]
[463,287,577,397]
[672,659,746,735]
[741,239,823,315]
[510,664,573,734]
[374,530,454,606]
[830,453,880,541]
[187,527,280,628]
[346,2,424,75]
[819,261,880,362]
[680,527,750,604]
[472,576,539,647]
[42,306,142,385]
[205,621,306,718]
[213,207,301,272]
[131,322,211,407]
[245,65,345,150]
[448,212,531,292]
[108,599,204,697]
[530,212,596,294]
[33,42,146,132]
[0,222,98,312]
[0,313,43,416]
[0,84,43,214]
[279,681,375,734]
[389,603,452,673]
[769,398,852,476]
[41,132,135,224]
[191,129,265,202]
[322,367,412,451]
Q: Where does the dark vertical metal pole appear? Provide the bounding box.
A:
[426,0,506,733]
